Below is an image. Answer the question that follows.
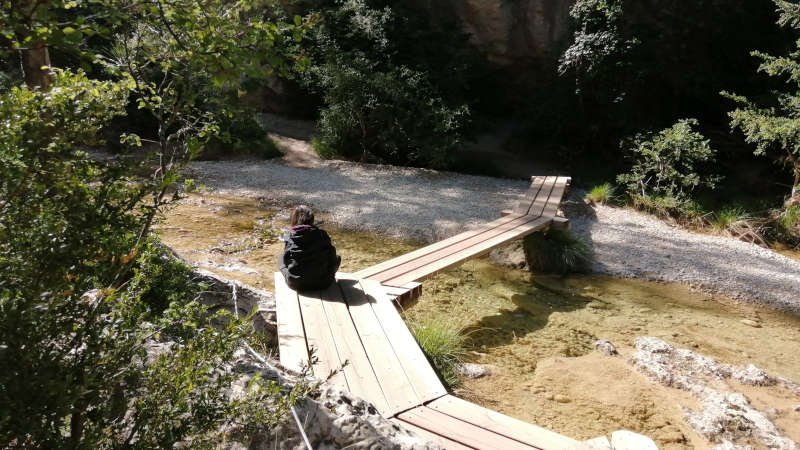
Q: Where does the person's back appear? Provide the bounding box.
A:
[278,206,341,291]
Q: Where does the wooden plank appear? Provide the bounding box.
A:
[540,176,570,219]
[339,278,423,415]
[381,281,422,308]
[398,406,537,450]
[391,418,475,450]
[379,216,552,286]
[428,395,579,450]
[370,214,546,284]
[361,278,448,402]
[528,176,559,218]
[352,214,523,279]
[514,175,548,215]
[318,281,392,416]
[274,272,309,373]
[296,287,347,388]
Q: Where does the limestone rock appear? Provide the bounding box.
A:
[194,268,277,341]
[413,0,573,67]
[711,440,755,450]
[571,436,612,449]
[732,364,776,386]
[684,389,798,450]
[457,363,490,379]
[594,339,618,356]
[740,319,762,328]
[631,337,799,450]
[489,240,527,269]
[264,386,443,450]
[610,429,659,450]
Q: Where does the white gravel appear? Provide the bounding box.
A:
[187,158,800,312]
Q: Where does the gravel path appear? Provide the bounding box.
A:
[187,158,800,313]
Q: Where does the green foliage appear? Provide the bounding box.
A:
[0,70,138,297]
[300,0,469,169]
[312,59,468,167]
[523,230,593,275]
[553,0,787,170]
[709,206,750,232]
[727,0,800,211]
[585,183,615,205]
[559,0,634,90]
[204,115,281,160]
[1,3,307,442]
[779,204,800,234]
[630,194,705,222]
[408,319,466,388]
[617,119,720,201]
[129,241,200,316]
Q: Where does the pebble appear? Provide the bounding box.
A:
[741,319,762,328]
[595,339,619,356]
[554,394,571,403]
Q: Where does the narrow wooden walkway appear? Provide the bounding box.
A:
[354,176,570,299]
[276,175,577,449]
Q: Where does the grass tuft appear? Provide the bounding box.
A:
[709,206,749,232]
[408,318,467,388]
[311,136,337,159]
[523,230,592,274]
[585,183,615,205]
[780,204,800,232]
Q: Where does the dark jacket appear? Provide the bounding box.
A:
[278,224,341,291]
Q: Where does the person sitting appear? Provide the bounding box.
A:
[278,205,341,291]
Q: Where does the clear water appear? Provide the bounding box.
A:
[162,194,800,449]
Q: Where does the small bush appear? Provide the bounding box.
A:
[629,193,705,224]
[778,204,800,239]
[523,230,593,274]
[311,136,337,159]
[709,206,749,232]
[585,183,615,205]
[617,119,720,203]
[409,319,466,388]
[203,115,281,160]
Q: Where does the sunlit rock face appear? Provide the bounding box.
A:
[412,0,574,67]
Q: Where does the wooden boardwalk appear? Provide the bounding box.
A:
[276,175,578,449]
[354,175,570,302]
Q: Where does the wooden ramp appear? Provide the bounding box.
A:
[275,273,578,449]
[352,176,570,288]
[275,175,577,449]
[276,273,447,417]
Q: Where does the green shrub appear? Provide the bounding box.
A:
[630,193,705,223]
[780,205,800,235]
[585,183,615,205]
[312,60,468,168]
[523,230,593,275]
[709,206,750,232]
[311,136,337,159]
[301,1,469,169]
[203,115,281,160]
[0,71,299,448]
[617,119,720,202]
[409,319,466,388]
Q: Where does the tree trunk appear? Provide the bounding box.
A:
[21,42,52,90]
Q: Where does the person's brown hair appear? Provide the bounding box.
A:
[290,205,315,226]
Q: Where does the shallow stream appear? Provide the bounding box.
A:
[160,194,800,449]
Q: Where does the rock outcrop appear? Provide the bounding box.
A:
[632,337,799,450]
[411,0,574,68]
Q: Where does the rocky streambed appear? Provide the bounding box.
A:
[163,156,800,449]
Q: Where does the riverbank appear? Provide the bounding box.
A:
[185,157,800,313]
